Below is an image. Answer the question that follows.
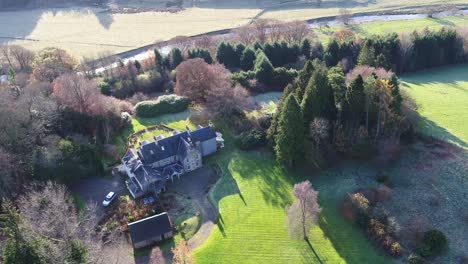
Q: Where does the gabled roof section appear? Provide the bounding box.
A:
[137,126,216,165]
[122,149,136,164]
[128,212,172,244]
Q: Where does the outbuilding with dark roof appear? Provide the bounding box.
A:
[128,212,174,249]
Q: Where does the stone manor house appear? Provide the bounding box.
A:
[121,124,224,198]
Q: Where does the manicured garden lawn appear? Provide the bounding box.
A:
[113,109,196,154]
[194,147,392,263]
[401,64,468,148]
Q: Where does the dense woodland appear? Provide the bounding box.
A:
[0,18,467,263]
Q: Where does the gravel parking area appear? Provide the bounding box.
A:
[71,173,128,218]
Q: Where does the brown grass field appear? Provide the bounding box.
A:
[0,0,466,58]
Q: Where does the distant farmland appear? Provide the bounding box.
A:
[0,0,466,59]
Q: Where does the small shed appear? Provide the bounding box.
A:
[128,212,173,249]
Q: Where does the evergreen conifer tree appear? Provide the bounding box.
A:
[274,94,305,166]
[389,74,402,114]
[295,60,314,101]
[171,48,184,69]
[301,67,336,125]
[301,39,312,59]
[346,74,366,124]
[357,42,377,66]
[240,47,256,71]
[254,50,274,84]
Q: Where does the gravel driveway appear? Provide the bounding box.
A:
[71,172,128,218]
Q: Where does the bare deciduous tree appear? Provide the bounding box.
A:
[10,45,35,70]
[346,65,393,83]
[309,118,330,146]
[252,19,271,44]
[193,35,215,50]
[169,35,193,53]
[0,45,35,71]
[286,181,322,240]
[268,20,286,43]
[206,84,251,117]
[337,8,352,25]
[18,181,102,264]
[53,73,99,114]
[0,44,14,68]
[283,21,311,44]
[234,24,256,45]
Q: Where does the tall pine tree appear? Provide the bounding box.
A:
[346,74,366,124]
[240,47,256,71]
[327,66,347,113]
[301,67,336,125]
[171,48,184,69]
[389,74,402,115]
[274,94,305,167]
[254,50,274,85]
[294,60,314,101]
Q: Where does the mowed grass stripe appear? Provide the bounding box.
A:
[194,152,391,263]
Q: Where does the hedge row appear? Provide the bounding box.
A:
[135,94,189,117]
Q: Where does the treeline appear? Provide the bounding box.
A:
[324,27,466,73]
[267,59,410,166]
[101,25,467,99]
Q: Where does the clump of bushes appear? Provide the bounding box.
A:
[236,129,266,150]
[342,188,403,257]
[417,229,448,257]
[135,95,189,117]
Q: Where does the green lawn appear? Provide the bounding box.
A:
[401,64,468,148]
[316,16,468,43]
[194,144,392,263]
[113,109,197,154]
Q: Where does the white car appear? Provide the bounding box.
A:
[102,192,117,207]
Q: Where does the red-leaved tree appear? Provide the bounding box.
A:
[174,58,230,102]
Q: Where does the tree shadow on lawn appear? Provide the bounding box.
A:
[417,116,467,148]
[317,201,392,264]
[431,17,456,27]
[230,153,294,208]
[401,64,468,86]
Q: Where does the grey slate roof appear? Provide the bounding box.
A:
[128,212,172,245]
[138,126,216,165]
[122,149,136,164]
